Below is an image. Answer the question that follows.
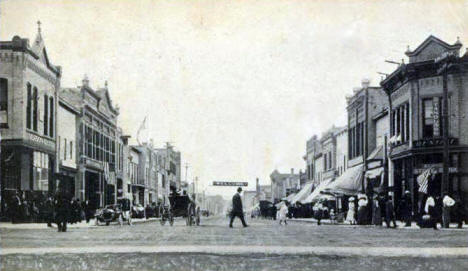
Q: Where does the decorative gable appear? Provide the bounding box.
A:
[405,35,462,63]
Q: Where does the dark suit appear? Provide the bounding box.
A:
[230,193,247,227]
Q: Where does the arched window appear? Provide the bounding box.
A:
[43,94,49,135]
[32,86,38,131]
[26,83,32,129]
[49,96,54,137]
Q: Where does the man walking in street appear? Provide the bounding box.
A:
[385,196,397,228]
[229,187,248,228]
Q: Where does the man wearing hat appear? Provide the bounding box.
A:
[229,187,248,228]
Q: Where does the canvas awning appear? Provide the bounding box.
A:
[301,178,334,204]
[367,145,384,161]
[282,192,296,201]
[322,164,364,196]
[290,182,314,204]
[365,167,384,179]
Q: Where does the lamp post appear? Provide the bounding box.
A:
[435,51,457,198]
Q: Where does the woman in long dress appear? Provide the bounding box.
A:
[278,201,289,225]
[346,197,356,225]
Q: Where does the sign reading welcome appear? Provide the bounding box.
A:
[213,181,248,187]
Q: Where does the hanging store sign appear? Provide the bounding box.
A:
[433,97,440,137]
[213,181,248,187]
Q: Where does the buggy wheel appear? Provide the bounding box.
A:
[169,213,174,226]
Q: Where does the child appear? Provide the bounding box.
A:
[278,201,289,225]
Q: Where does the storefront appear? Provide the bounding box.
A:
[1,135,56,211]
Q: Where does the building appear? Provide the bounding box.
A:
[56,93,79,199]
[61,76,121,209]
[304,135,320,184]
[270,168,299,202]
[381,35,468,212]
[128,146,142,205]
[335,126,348,177]
[345,79,388,194]
[155,143,181,195]
[0,25,61,211]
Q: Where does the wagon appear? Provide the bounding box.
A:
[159,192,200,226]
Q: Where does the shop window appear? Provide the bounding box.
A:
[33,152,49,191]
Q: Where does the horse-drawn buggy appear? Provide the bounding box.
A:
[159,190,201,226]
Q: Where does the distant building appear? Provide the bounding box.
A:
[270,169,299,202]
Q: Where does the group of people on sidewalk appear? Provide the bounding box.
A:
[342,191,466,229]
[5,190,94,232]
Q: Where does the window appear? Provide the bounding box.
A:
[64,138,67,160]
[0,78,7,111]
[32,87,38,131]
[70,141,73,159]
[49,97,54,137]
[33,151,49,191]
[406,105,410,142]
[26,83,32,129]
[43,95,48,135]
[423,99,434,138]
[323,153,327,170]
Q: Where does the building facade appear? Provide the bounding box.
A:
[381,36,468,212]
[0,27,61,211]
[61,77,121,209]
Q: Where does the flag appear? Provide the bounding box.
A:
[136,116,147,145]
[417,167,433,194]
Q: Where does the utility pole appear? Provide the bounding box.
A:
[184,163,189,184]
[435,52,456,197]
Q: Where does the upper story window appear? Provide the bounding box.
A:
[43,95,49,136]
[0,78,7,127]
[0,78,7,111]
[391,102,410,143]
[422,98,443,138]
[26,83,32,129]
[49,97,54,137]
[32,87,38,132]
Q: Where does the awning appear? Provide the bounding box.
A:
[301,178,334,204]
[282,192,296,201]
[275,201,285,209]
[365,167,384,179]
[367,145,384,161]
[322,164,364,196]
[290,182,314,204]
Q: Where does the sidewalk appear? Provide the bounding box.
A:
[288,217,468,229]
[0,217,159,230]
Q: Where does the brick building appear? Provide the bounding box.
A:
[0,25,61,211]
[381,35,468,212]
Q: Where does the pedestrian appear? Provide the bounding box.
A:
[357,195,369,225]
[11,191,22,223]
[278,200,289,225]
[399,191,412,227]
[313,201,324,226]
[452,196,466,228]
[385,196,397,228]
[442,195,455,228]
[346,197,356,225]
[55,193,70,232]
[419,196,437,230]
[372,196,382,226]
[82,200,92,223]
[229,187,248,228]
[44,196,54,227]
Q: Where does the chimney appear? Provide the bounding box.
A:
[291,168,294,175]
[256,178,260,194]
[82,74,89,87]
[361,78,370,89]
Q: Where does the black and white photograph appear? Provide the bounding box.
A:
[1,0,468,270]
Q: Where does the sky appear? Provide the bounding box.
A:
[1,0,467,197]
